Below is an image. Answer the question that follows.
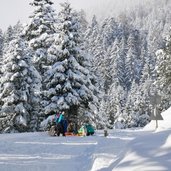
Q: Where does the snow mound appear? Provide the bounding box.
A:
[144,107,171,131]
[114,107,171,171]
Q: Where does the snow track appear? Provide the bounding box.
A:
[0,126,170,171]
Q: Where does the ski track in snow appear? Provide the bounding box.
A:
[0,129,149,171]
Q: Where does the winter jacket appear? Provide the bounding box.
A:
[54,113,67,133]
[58,114,64,122]
[85,124,94,134]
[78,125,87,135]
[61,119,68,133]
[78,124,94,135]
[54,114,60,124]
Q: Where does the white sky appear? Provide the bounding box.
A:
[0,0,146,31]
[0,0,106,31]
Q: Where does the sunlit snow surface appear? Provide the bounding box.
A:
[0,107,171,171]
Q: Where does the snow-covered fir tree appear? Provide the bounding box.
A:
[0,29,4,85]
[155,27,171,110]
[0,29,3,57]
[3,25,14,45]
[0,37,41,133]
[116,36,127,90]
[77,9,88,33]
[84,15,100,61]
[42,2,98,124]
[156,28,171,94]
[110,83,127,129]
[23,0,57,124]
[23,0,56,75]
[126,32,138,89]
[0,29,4,87]
[13,21,24,39]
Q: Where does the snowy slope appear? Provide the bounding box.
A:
[0,130,145,171]
[144,106,171,131]
[114,107,171,171]
[0,107,170,171]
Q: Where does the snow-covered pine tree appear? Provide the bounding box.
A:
[84,15,99,55]
[156,28,171,94]
[109,38,120,75]
[126,32,138,89]
[132,30,143,84]
[155,27,171,110]
[0,29,3,57]
[111,83,127,129]
[3,22,23,48]
[23,0,56,75]
[13,21,24,39]
[98,96,111,129]
[137,73,152,127]
[0,29,4,93]
[23,0,57,125]
[3,25,14,45]
[42,2,98,123]
[124,80,139,127]
[100,17,118,48]
[0,37,41,133]
[117,36,127,90]
[77,9,88,33]
[123,79,150,128]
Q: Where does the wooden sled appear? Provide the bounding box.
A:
[65,132,78,136]
[65,132,87,136]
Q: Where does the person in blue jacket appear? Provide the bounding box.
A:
[55,111,67,136]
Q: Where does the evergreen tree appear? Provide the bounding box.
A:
[98,96,111,129]
[0,29,3,57]
[0,29,4,94]
[23,0,56,75]
[126,32,138,89]
[77,9,88,33]
[0,37,41,133]
[4,25,14,45]
[111,83,127,129]
[156,27,171,95]
[109,38,120,81]
[23,0,57,125]
[155,28,171,111]
[124,80,151,128]
[85,15,99,54]
[13,21,23,39]
[117,36,127,90]
[42,2,98,122]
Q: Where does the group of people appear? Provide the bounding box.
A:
[51,111,95,136]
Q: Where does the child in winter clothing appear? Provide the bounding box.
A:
[54,113,60,123]
[67,122,75,132]
[78,123,95,136]
[78,125,87,136]
[54,112,67,136]
[67,122,77,134]
[85,123,95,136]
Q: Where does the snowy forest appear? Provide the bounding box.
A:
[0,0,171,133]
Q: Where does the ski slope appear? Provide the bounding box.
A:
[0,108,171,171]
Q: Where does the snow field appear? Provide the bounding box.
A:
[0,107,171,171]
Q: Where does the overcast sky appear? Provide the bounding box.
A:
[0,0,106,31]
[0,0,145,31]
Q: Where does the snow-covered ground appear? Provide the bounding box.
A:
[0,108,171,171]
